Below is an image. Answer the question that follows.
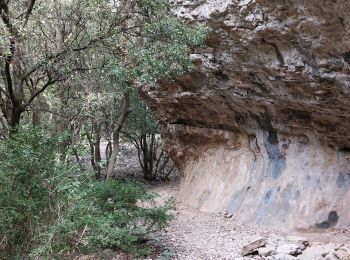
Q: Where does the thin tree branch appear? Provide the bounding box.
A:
[0,85,9,98]
[23,0,36,26]
[22,78,57,110]
[0,0,23,107]
[4,59,17,104]
[106,90,131,179]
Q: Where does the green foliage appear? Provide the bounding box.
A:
[136,0,171,13]
[36,180,173,257]
[0,127,173,258]
[131,15,206,84]
[0,126,78,257]
[125,92,159,137]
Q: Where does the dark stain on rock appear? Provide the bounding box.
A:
[271,157,286,179]
[336,172,349,188]
[339,147,350,153]
[265,189,273,202]
[297,135,310,145]
[338,17,345,27]
[316,211,339,229]
[252,112,286,179]
[252,112,275,133]
[205,31,221,48]
[285,109,312,122]
[343,51,350,63]
[264,131,286,179]
[214,70,229,82]
[256,187,278,222]
[234,113,245,124]
[249,73,269,93]
[268,130,278,145]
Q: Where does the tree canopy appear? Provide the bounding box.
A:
[0,0,204,133]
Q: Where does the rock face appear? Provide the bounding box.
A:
[142,0,350,228]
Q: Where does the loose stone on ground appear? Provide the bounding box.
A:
[151,183,350,260]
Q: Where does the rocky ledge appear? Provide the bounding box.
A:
[142,0,350,229]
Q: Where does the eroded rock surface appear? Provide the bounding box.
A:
[142,0,350,228]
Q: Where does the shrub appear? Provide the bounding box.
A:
[0,127,173,258]
[34,180,174,257]
[0,126,76,257]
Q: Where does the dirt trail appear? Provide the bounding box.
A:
[150,183,350,260]
[151,183,280,259]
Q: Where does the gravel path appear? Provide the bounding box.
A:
[151,183,284,260]
[150,183,350,260]
[76,182,350,260]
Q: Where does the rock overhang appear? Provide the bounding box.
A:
[142,0,350,229]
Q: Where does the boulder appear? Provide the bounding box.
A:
[241,236,266,256]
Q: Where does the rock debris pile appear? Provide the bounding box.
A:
[241,235,350,260]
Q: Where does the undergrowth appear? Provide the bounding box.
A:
[0,127,173,259]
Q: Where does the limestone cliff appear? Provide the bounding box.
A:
[142,0,350,229]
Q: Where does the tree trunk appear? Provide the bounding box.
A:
[105,140,112,163]
[32,106,41,126]
[86,132,97,177]
[0,1,25,134]
[141,133,157,181]
[106,130,120,180]
[141,135,150,179]
[106,90,130,180]
[86,124,102,180]
[8,105,22,133]
[94,138,102,179]
[4,59,23,133]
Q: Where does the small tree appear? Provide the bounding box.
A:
[123,95,175,181]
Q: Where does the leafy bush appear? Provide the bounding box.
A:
[0,127,173,258]
[34,180,174,257]
[0,126,76,258]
